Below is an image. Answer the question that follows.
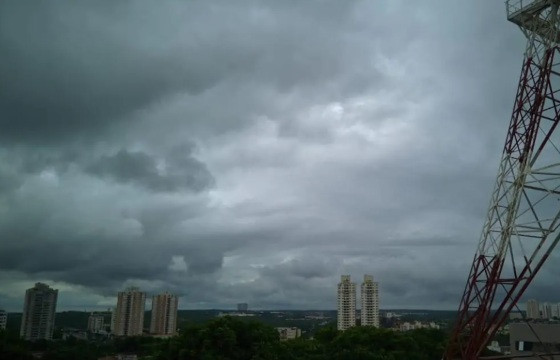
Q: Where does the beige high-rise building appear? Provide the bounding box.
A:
[114,287,145,336]
[150,292,178,336]
[361,275,379,327]
[337,275,356,331]
[20,283,58,340]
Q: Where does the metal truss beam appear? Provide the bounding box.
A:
[444,2,560,358]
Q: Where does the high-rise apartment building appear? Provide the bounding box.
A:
[150,292,178,336]
[20,283,58,340]
[337,275,356,331]
[542,302,553,320]
[113,287,145,336]
[87,313,105,333]
[361,275,379,327]
[110,307,116,333]
[0,309,6,330]
[526,299,540,319]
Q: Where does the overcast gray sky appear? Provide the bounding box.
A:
[2,0,556,312]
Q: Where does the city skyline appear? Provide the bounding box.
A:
[2,1,560,313]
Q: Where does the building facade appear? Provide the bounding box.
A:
[360,275,379,327]
[526,299,540,319]
[150,292,178,336]
[510,322,560,359]
[0,309,6,330]
[110,307,116,333]
[87,313,105,333]
[114,288,145,336]
[276,327,301,340]
[542,302,552,320]
[337,275,356,331]
[552,303,560,319]
[20,283,58,340]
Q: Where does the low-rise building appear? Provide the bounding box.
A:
[383,312,402,319]
[88,313,105,333]
[62,329,88,340]
[276,327,301,341]
[510,322,560,359]
[397,321,440,332]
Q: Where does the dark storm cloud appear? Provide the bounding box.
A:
[0,0,371,143]
[0,1,255,142]
[2,0,554,312]
[86,147,213,192]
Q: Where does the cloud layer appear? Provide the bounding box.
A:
[2,0,557,312]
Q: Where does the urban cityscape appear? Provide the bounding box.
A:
[4,1,560,359]
[4,276,560,359]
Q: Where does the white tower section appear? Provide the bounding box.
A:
[337,275,356,331]
[361,275,379,327]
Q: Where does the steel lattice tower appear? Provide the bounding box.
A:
[444,1,560,359]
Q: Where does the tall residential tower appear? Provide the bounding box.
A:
[150,292,178,336]
[20,283,58,340]
[113,287,145,336]
[337,275,356,331]
[361,275,379,327]
[526,299,540,319]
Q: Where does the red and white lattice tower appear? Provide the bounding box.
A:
[444,1,560,359]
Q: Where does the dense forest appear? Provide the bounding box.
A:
[1,316,448,360]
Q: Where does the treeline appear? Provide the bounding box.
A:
[157,317,447,360]
[1,316,448,360]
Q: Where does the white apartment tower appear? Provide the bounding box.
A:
[20,283,58,340]
[337,275,356,331]
[150,292,178,336]
[361,275,379,327]
[526,299,540,319]
[114,287,146,336]
[542,302,553,320]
